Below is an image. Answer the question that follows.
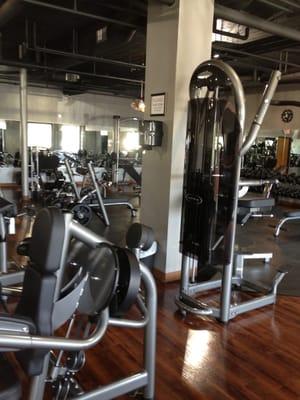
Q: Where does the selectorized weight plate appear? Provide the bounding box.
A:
[70,203,92,225]
[110,248,141,315]
[76,243,120,316]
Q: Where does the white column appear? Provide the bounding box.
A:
[141,0,214,278]
[20,68,29,199]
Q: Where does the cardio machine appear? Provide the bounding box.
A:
[175,59,286,323]
[0,207,157,400]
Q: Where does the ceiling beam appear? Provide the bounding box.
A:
[22,0,143,29]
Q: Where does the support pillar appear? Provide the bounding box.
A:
[112,115,120,185]
[141,0,214,279]
[20,68,29,199]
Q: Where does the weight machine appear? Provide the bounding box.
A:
[176,59,286,323]
[0,208,157,399]
[63,158,137,226]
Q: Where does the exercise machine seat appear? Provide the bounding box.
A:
[0,197,17,218]
[15,207,66,376]
[284,210,300,218]
[103,197,130,204]
[238,197,275,208]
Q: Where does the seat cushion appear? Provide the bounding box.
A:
[238,197,275,208]
[284,211,300,218]
[28,207,65,273]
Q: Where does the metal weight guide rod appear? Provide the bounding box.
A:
[176,59,286,323]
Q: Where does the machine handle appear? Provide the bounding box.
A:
[240,70,281,157]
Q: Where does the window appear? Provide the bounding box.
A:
[61,125,80,153]
[122,131,140,152]
[28,123,52,148]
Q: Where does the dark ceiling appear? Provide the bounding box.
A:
[0,0,299,96]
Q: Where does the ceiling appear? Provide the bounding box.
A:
[0,0,299,96]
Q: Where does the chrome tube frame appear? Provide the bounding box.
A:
[87,161,110,226]
[64,158,80,201]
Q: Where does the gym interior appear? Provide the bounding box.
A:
[0,0,299,399]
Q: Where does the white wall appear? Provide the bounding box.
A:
[245,84,300,134]
[0,83,140,126]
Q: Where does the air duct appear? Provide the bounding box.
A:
[214,4,300,42]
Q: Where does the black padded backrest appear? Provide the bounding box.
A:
[28,207,66,273]
[15,208,66,376]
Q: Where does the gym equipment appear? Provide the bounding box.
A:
[274,211,300,237]
[0,207,157,400]
[175,59,286,323]
[238,179,277,226]
[63,158,136,226]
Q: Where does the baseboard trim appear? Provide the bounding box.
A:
[153,268,181,283]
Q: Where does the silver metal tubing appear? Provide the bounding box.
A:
[28,353,50,400]
[20,68,29,198]
[214,4,300,42]
[139,262,157,400]
[87,162,110,226]
[190,60,246,132]
[274,216,300,237]
[0,308,109,351]
[180,255,191,293]
[109,294,149,328]
[239,179,278,187]
[240,70,281,156]
[0,215,7,273]
[65,159,80,200]
[112,116,120,185]
[70,219,111,248]
[74,372,148,400]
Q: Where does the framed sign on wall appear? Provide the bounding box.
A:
[150,93,166,116]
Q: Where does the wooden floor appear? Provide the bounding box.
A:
[5,196,300,400]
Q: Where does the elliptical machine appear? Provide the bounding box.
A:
[176,59,286,323]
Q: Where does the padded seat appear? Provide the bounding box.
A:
[238,197,275,208]
[103,197,130,204]
[284,211,300,218]
[0,197,17,218]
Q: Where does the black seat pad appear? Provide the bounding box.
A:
[284,211,300,218]
[103,198,130,204]
[0,197,17,218]
[238,197,275,208]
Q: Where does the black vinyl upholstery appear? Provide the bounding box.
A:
[15,208,66,376]
[0,197,17,218]
[238,197,275,208]
[284,211,300,218]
